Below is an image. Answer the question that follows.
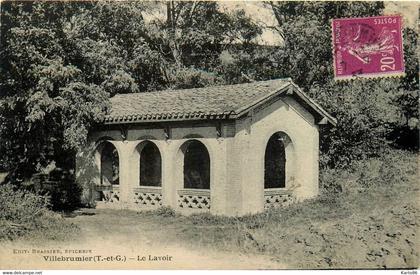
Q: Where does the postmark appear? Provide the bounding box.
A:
[332,15,405,80]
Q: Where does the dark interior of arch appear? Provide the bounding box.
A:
[264,132,286,188]
[183,140,210,189]
[140,142,162,186]
[101,142,119,185]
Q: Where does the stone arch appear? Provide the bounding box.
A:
[183,140,210,189]
[183,134,205,139]
[135,140,162,187]
[177,139,211,190]
[94,140,120,186]
[93,131,124,142]
[263,131,295,189]
[137,135,157,140]
[95,136,115,146]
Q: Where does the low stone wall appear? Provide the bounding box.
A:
[94,185,297,213]
[178,189,211,210]
[133,186,163,207]
[264,188,296,209]
[94,185,213,213]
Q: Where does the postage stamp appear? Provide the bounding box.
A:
[332,15,405,80]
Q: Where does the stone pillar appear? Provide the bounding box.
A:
[312,125,320,197]
[238,118,265,215]
[224,136,241,216]
[293,124,319,201]
[161,140,178,209]
[112,141,136,207]
[209,138,228,215]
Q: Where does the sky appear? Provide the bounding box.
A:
[220,1,419,45]
[140,1,420,46]
[143,1,419,46]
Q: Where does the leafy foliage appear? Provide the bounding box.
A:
[0,2,112,177]
[0,1,263,178]
[266,1,418,166]
[0,1,418,179]
[30,168,82,211]
[218,1,418,166]
[0,183,79,240]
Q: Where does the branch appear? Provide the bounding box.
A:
[268,1,285,40]
[189,1,198,21]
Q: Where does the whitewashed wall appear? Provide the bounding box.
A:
[76,96,319,216]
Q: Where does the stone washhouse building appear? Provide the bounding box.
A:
[76,78,336,216]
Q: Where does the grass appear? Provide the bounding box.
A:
[18,212,80,243]
[0,211,80,244]
[129,149,419,268]
[0,183,80,243]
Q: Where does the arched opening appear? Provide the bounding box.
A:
[183,140,210,189]
[264,132,291,189]
[138,141,162,187]
[100,142,119,186]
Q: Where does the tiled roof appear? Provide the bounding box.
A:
[105,78,336,125]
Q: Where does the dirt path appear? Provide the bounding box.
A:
[0,209,283,269]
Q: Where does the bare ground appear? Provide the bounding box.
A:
[0,208,282,269]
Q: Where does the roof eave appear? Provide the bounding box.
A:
[234,82,292,118]
[103,112,236,125]
[235,82,337,126]
[289,82,337,126]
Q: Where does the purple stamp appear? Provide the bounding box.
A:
[332,15,405,80]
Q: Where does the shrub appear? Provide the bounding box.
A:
[320,148,417,196]
[31,168,82,211]
[0,183,79,240]
[354,149,416,188]
[238,213,270,229]
[189,212,233,226]
[0,184,50,239]
[154,206,176,217]
[320,167,344,194]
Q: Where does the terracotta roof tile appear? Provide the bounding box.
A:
[106,78,292,123]
[105,78,336,125]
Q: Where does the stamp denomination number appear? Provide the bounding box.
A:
[381,52,396,71]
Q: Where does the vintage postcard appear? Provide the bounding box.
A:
[0,0,418,272]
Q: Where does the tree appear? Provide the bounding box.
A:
[1,0,416,179]
[0,1,263,180]
[388,27,419,149]
[0,1,137,179]
[145,1,262,89]
[266,1,418,167]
